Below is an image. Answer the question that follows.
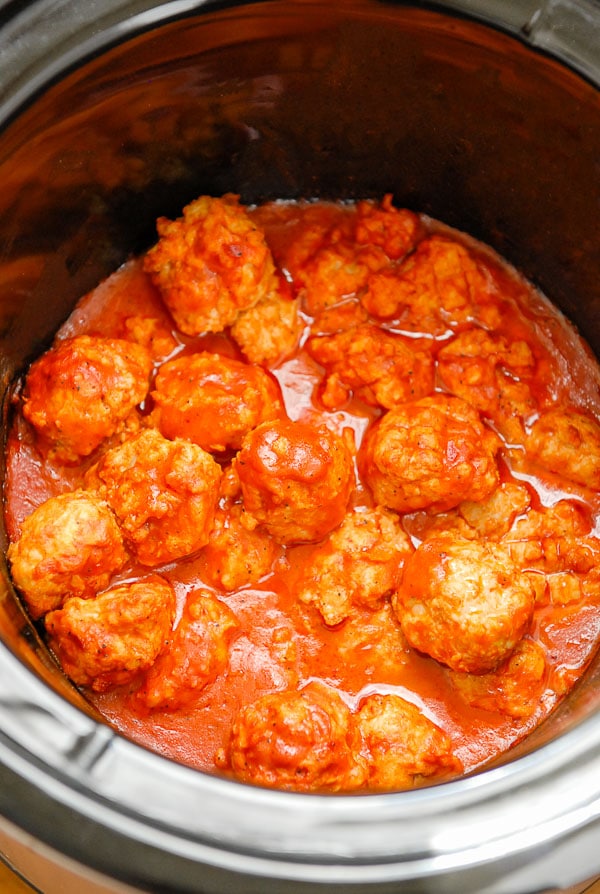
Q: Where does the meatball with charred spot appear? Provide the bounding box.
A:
[45,576,176,693]
[22,334,152,463]
[360,394,501,513]
[135,589,239,712]
[8,490,127,620]
[143,193,276,336]
[395,533,536,674]
[152,352,284,453]
[220,681,367,792]
[235,418,355,544]
[356,693,461,790]
[85,428,221,567]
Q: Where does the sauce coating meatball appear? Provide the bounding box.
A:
[235,419,355,544]
[143,193,276,335]
[298,506,413,626]
[395,533,536,674]
[307,323,434,410]
[85,428,221,566]
[7,490,127,619]
[45,576,175,692]
[230,285,301,365]
[135,590,239,712]
[151,352,284,453]
[356,693,461,790]
[360,394,501,513]
[221,681,366,792]
[200,503,281,591]
[526,409,600,490]
[22,334,152,463]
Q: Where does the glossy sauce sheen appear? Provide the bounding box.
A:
[5,199,600,788]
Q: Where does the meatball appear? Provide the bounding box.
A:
[135,589,239,712]
[221,681,366,792]
[458,482,531,540]
[360,394,501,513]
[235,419,355,544]
[230,284,301,365]
[143,193,276,335]
[449,639,548,719]
[298,507,413,626]
[307,324,434,410]
[85,428,221,566]
[395,533,536,673]
[526,409,600,490]
[437,328,537,440]
[360,235,501,333]
[151,352,284,453]
[356,693,461,790]
[200,503,280,591]
[22,334,152,462]
[45,576,175,692]
[353,195,421,260]
[299,240,388,315]
[8,490,127,619]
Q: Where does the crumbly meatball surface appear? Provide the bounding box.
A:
[22,334,152,462]
[85,428,221,566]
[307,323,434,410]
[143,193,276,335]
[199,502,280,591]
[235,419,355,544]
[221,681,366,792]
[395,533,536,673]
[8,490,127,619]
[135,589,239,711]
[360,394,501,513]
[45,576,175,692]
[356,693,461,790]
[152,352,284,453]
[526,409,600,490]
[298,506,412,626]
[230,284,301,366]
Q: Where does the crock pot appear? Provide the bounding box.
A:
[0,1,600,892]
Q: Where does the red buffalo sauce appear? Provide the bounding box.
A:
[5,197,600,790]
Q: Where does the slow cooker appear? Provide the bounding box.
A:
[0,1,599,892]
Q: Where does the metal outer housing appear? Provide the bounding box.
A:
[0,1,599,892]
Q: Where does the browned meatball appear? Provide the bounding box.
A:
[526,409,600,490]
[449,638,548,719]
[298,507,413,626]
[360,394,501,513]
[235,419,355,544]
[199,503,281,591]
[151,352,284,453]
[85,428,221,566]
[45,576,176,692]
[135,589,239,711]
[8,490,127,619]
[230,284,301,365]
[307,324,434,411]
[143,194,276,335]
[22,335,152,463]
[221,681,366,792]
[395,533,536,673]
[356,693,461,790]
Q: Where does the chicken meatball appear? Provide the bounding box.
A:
[152,352,284,453]
[395,533,536,674]
[230,284,301,365]
[298,507,413,626]
[135,589,239,711]
[8,490,127,619]
[360,394,501,513]
[449,638,548,719]
[235,419,355,544]
[200,503,280,591]
[143,193,276,335]
[45,576,175,692]
[307,324,434,410]
[22,334,152,462]
[85,428,221,566]
[221,681,366,791]
[526,409,600,490]
[356,693,461,790]
[353,195,421,260]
